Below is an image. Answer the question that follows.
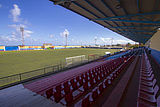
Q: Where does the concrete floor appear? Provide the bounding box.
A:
[0,84,63,107]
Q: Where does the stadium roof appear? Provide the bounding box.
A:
[50,0,160,44]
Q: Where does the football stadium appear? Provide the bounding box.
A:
[0,0,160,107]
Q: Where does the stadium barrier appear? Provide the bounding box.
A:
[0,45,82,51]
[0,54,103,89]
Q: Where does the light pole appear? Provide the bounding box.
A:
[65,33,68,48]
[20,27,24,46]
[94,36,97,46]
[110,38,113,46]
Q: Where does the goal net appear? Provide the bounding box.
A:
[65,55,86,66]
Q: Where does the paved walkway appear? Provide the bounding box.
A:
[0,84,62,107]
[119,56,141,107]
[102,56,138,107]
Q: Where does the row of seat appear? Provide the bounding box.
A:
[44,57,131,106]
[137,52,159,107]
[79,56,135,107]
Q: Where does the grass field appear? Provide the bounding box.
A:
[0,48,119,77]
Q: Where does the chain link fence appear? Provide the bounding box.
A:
[0,54,103,88]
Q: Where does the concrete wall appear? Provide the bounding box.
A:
[145,30,160,51]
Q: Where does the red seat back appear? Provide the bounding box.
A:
[53,91,62,103]
[65,92,73,106]
[92,89,98,101]
[46,88,53,99]
[82,96,90,107]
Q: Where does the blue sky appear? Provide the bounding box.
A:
[0,0,136,46]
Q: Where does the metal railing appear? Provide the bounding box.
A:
[0,54,103,89]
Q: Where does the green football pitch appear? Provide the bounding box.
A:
[0,48,119,77]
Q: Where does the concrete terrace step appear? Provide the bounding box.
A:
[102,56,139,107]
[0,84,62,107]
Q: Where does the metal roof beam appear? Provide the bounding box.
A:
[121,30,156,33]
[109,24,160,28]
[92,11,160,20]
[93,18,160,24]
[52,0,76,5]
[100,0,127,27]
[137,0,140,13]
[72,2,122,33]
[110,25,160,29]
[121,32,152,36]
[83,0,120,27]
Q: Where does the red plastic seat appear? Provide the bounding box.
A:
[63,81,69,88]
[89,74,93,79]
[65,92,73,106]
[64,86,71,94]
[79,78,84,86]
[84,76,89,82]
[82,96,90,107]
[92,69,95,73]
[81,74,84,79]
[103,71,106,77]
[89,79,95,87]
[99,84,104,94]
[99,73,103,80]
[95,76,99,83]
[46,88,53,99]
[92,89,98,101]
[92,72,96,78]
[55,84,62,93]
[72,82,78,91]
[76,76,80,82]
[88,70,91,74]
[83,82,90,91]
[53,91,62,103]
[70,78,75,84]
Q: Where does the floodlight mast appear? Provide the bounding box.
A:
[111,38,113,46]
[94,37,97,46]
[20,27,24,46]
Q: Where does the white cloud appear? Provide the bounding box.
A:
[100,37,112,43]
[24,30,33,38]
[100,37,135,45]
[10,4,21,22]
[113,39,134,44]
[8,24,26,32]
[50,34,54,38]
[0,35,19,42]
[60,29,69,37]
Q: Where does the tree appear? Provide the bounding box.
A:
[126,43,131,47]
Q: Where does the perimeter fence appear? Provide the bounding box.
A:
[0,54,103,89]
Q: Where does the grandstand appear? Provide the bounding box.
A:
[0,0,160,107]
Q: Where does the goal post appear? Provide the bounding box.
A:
[65,55,86,66]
